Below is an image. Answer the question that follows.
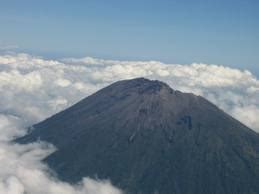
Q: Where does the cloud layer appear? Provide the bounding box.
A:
[0,52,258,194]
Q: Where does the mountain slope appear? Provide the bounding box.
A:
[16,78,259,194]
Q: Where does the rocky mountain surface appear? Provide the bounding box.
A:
[17,78,259,194]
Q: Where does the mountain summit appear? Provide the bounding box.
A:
[17,78,259,194]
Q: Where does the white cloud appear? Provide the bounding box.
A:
[0,52,258,194]
[0,53,258,130]
[55,78,71,87]
[0,70,43,91]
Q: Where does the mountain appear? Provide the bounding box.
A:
[16,78,259,194]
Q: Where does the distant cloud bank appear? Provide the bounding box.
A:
[1,53,258,131]
[0,52,258,194]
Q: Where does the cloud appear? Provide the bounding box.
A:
[0,52,258,193]
[0,53,258,130]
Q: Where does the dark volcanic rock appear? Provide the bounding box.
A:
[16,78,259,194]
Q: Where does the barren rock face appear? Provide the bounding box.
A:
[17,78,259,194]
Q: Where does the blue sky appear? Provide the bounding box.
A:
[0,0,258,76]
